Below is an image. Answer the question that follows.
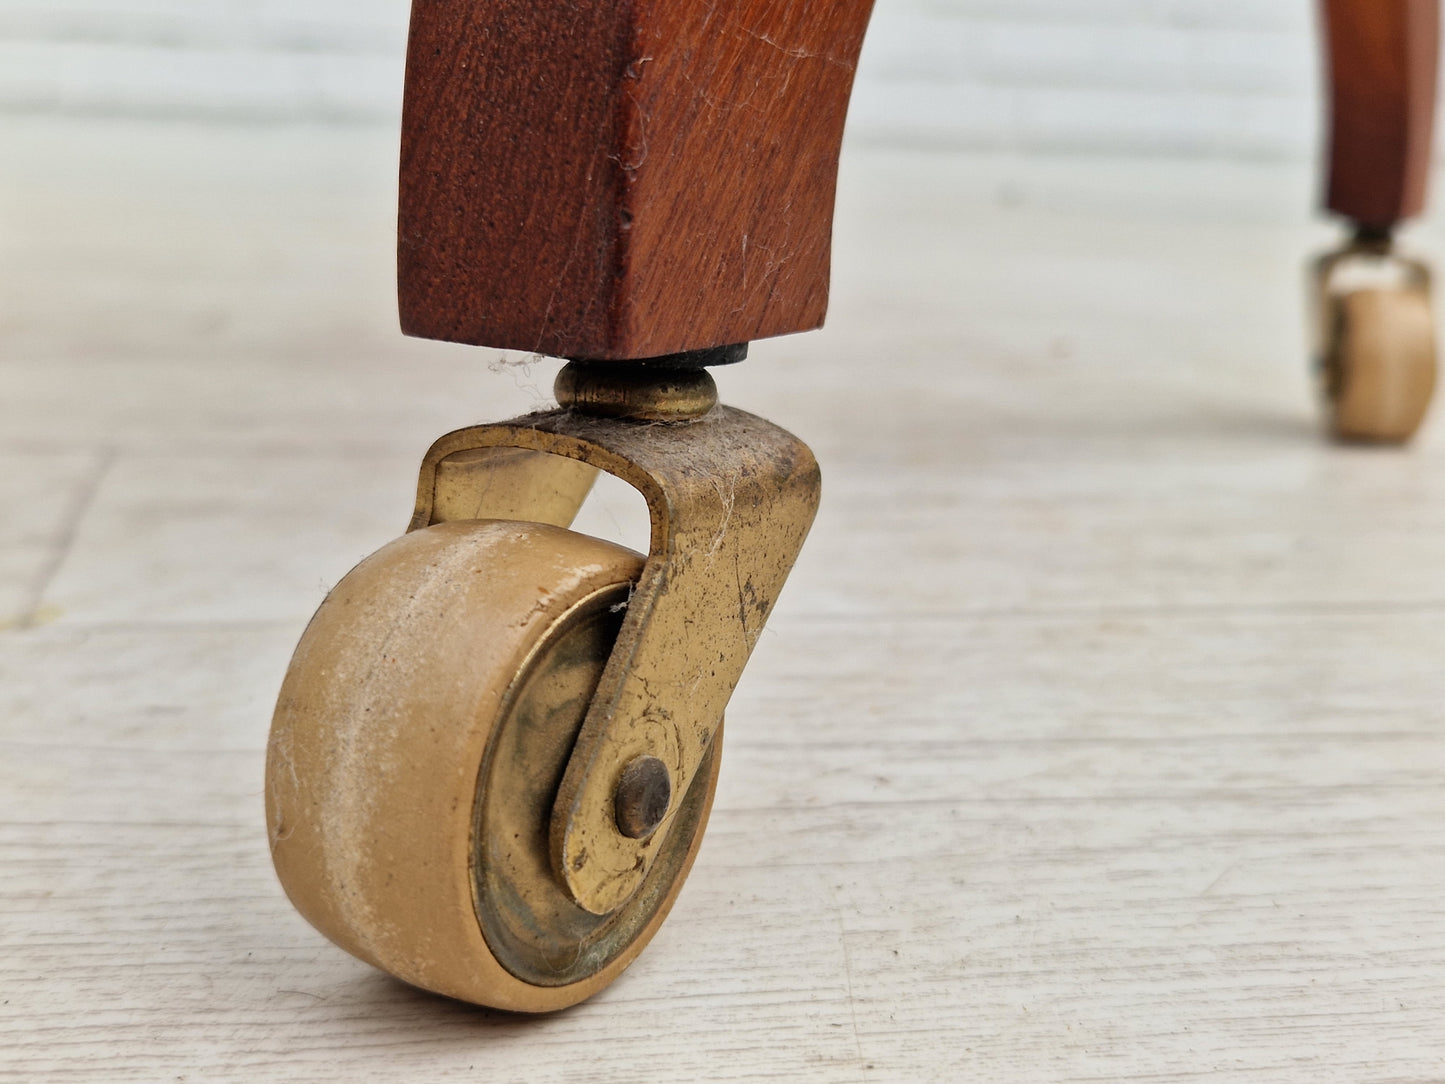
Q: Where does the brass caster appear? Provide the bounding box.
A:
[1315,233,1437,443]
[266,358,819,1011]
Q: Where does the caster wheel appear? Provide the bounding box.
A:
[266,518,721,1012]
[1324,286,1437,443]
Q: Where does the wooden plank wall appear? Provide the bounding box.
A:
[0,0,1321,157]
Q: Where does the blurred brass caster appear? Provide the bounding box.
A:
[265,361,820,1011]
[1314,232,1437,442]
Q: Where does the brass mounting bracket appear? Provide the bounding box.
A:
[409,399,820,915]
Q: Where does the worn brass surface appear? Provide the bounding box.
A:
[413,446,597,532]
[474,584,718,985]
[1313,238,1436,442]
[554,361,719,420]
[412,403,821,914]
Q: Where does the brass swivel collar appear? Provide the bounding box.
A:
[555,342,746,422]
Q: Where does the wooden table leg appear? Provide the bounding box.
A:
[1323,0,1438,228]
[399,0,877,361]
[1316,0,1439,441]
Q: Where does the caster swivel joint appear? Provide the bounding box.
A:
[266,355,820,1011]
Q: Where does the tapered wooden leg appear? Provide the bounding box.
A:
[1323,0,1438,228]
[1316,0,1440,441]
[399,0,877,361]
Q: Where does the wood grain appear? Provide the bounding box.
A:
[1322,0,1440,227]
[398,0,875,360]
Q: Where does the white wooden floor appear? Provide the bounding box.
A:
[3,117,1445,1082]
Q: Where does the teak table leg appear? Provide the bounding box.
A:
[267,0,877,1011]
[398,0,877,361]
[1316,0,1440,441]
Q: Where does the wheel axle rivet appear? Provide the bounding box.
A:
[614,756,672,839]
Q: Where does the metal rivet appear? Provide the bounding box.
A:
[613,756,672,839]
